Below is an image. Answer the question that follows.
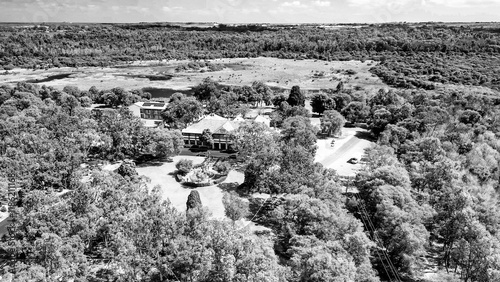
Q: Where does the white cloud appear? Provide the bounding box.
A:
[282,1,308,8]
[348,0,500,8]
[162,6,183,12]
[429,0,500,7]
[242,8,260,14]
[313,0,330,7]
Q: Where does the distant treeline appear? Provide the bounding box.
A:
[1,23,500,90]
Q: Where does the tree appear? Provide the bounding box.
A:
[320,110,345,137]
[341,101,369,124]
[187,190,202,211]
[379,124,410,151]
[251,81,273,106]
[287,85,305,107]
[117,161,138,178]
[79,96,93,108]
[355,150,433,277]
[62,85,82,97]
[232,121,279,158]
[271,101,311,128]
[199,129,214,146]
[272,93,288,107]
[146,129,184,158]
[162,94,204,129]
[288,235,357,282]
[58,93,80,116]
[332,93,352,112]
[238,85,261,106]
[281,116,318,155]
[222,191,249,221]
[193,77,220,101]
[176,159,193,175]
[310,93,335,115]
[207,90,248,118]
[459,109,481,125]
[370,108,393,135]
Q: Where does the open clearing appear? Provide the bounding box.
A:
[0,57,386,95]
[135,156,244,219]
[315,127,375,176]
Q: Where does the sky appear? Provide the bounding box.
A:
[1,0,500,23]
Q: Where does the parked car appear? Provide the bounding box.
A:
[347,158,359,164]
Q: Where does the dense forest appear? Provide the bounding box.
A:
[1,23,500,91]
[2,23,500,281]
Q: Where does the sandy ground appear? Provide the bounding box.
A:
[315,127,375,176]
[135,156,244,219]
[0,57,386,94]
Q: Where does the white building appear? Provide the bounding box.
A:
[128,101,168,127]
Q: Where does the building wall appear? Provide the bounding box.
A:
[182,133,234,150]
[140,109,163,120]
[128,104,141,118]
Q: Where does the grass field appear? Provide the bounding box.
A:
[0,57,386,95]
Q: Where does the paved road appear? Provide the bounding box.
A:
[317,128,374,176]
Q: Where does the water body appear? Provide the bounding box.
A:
[25,73,72,83]
[116,74,173,81]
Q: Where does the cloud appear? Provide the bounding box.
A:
[282,1,308,8]
[313,0,330,7]
[162,6,183,12]
[241,8,260,13]
[429,0,500,7]
[348,0,500,8]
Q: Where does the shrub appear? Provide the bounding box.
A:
[0,206,6,212]
[176,159,193,175]
[117,162,138,178]
[213,161,231,175]
[186,190,202,211]
[223,191,249,221]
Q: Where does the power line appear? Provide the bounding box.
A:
[354,198,395,282]
[354,193,403,282]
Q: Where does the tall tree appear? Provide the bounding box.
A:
[287,86,305,107]
[320,110,345,137]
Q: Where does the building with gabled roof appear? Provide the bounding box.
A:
[181,113,274,151]
[181,114,242,150]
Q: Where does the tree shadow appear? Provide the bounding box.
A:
[218,182,246,195]
[135,161,164,167]
[354,130,377,142]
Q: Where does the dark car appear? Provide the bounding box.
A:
[347,158,359,164]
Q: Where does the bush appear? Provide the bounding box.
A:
[176,159,193,175]
[213,161,231,175]
[117,162,138,178]
[186,190,202,211]
[0,206,6,212]
[223,191,249,221]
